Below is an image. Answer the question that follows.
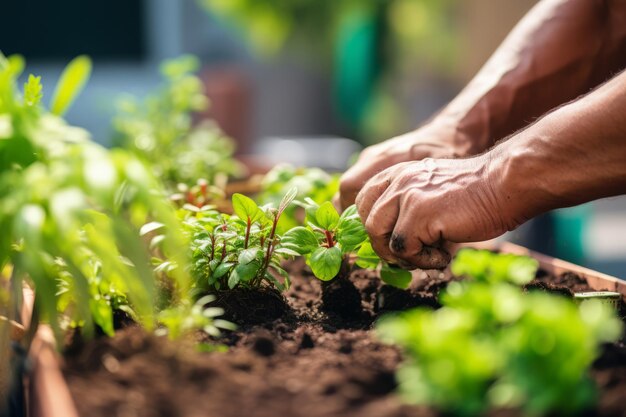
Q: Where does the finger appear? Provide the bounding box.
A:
[363,192,400,264]
[400,245,452,270]
[332,193,342,213]
[355,172,392,222]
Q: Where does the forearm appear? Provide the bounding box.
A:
[493,69,626,226]
[434,0,626,155]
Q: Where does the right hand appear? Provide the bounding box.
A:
[337,121,470,210]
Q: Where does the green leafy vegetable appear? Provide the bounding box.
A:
[377,251,623,416]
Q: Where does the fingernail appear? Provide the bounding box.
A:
[390,233,406,253]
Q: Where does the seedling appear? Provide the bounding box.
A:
[259,164,339,231]
[281,199,412,287]
[113,55,242,192]
[451,248,539,285]
[155,188,299,294]
[377,250,623,416]
[0,53,220,343]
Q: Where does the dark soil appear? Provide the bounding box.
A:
[63,260,626,417]
[320,275,362,317]
[209,286,290,324]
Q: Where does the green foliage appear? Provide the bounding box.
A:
[451,248,539,285]
[281,200,411,286]
[377,251,623,416]
[23,75,43,107]
[50,55,92,116]
[0,53,196,341]
[157,295,236,339]
[113,55,241,191]
[259,164,340,232]
[157,189,298,294]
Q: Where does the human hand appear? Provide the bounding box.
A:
[355,154,518,270]
[337,121,472,210]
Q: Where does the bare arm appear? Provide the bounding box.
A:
[338,0,626,209]
[355,69,626,269]
[439,0,626,154]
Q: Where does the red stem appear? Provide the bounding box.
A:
[324,230,335,247]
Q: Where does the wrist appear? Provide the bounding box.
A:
[487,128,561,229]
[430,111,490,158]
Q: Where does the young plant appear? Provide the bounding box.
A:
[0,53,195,341]
[451,248,539,285]
[153,188,299,295]
[377,251,623,416]
[112,55,242,192]
[281,200,411,287]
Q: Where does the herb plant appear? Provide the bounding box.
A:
[152,189,299,295]
[281,200,411,287]
[0,53,196,340]
[377,250,623,416]
[113,55,241,191]
[258,164,340,232]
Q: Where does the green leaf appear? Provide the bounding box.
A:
[336,220,367,253]
[228,262,260,288]
[277,187,298,217]
[315,201,340,230]
[273,247,301,257]
[380,264,413,289]
[308,246,342,281]
[232,193,263,223]
[281,226,319,255]
[355,241,380,269]
[213,262,234,279]
[90,297,114,336]
[264,271,285,291]
[238,247,260,265]
[139,221,165,236]
[23,74,43,106]
[50,55,92,115]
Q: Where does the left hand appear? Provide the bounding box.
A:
[355,155,516,269]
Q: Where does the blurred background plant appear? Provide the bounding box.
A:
[377,250,624,415]
[112,55,243,192]
[0,53,198,344]
[199,0,457,140]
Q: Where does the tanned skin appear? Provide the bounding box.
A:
[337,0,626,269]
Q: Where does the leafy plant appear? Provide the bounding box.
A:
[281,200,411,287]
[258,164,340,232]
[377,251,623,416]
[451,248,539,285]
[0,53,196,341]
[150,188,299,295]
[157,295,236,339]
[112,55,242,192]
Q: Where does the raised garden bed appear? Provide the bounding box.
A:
[26,243,626,417]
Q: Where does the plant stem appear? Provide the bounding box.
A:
[244,219,251,249]
[324,230,335,247]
